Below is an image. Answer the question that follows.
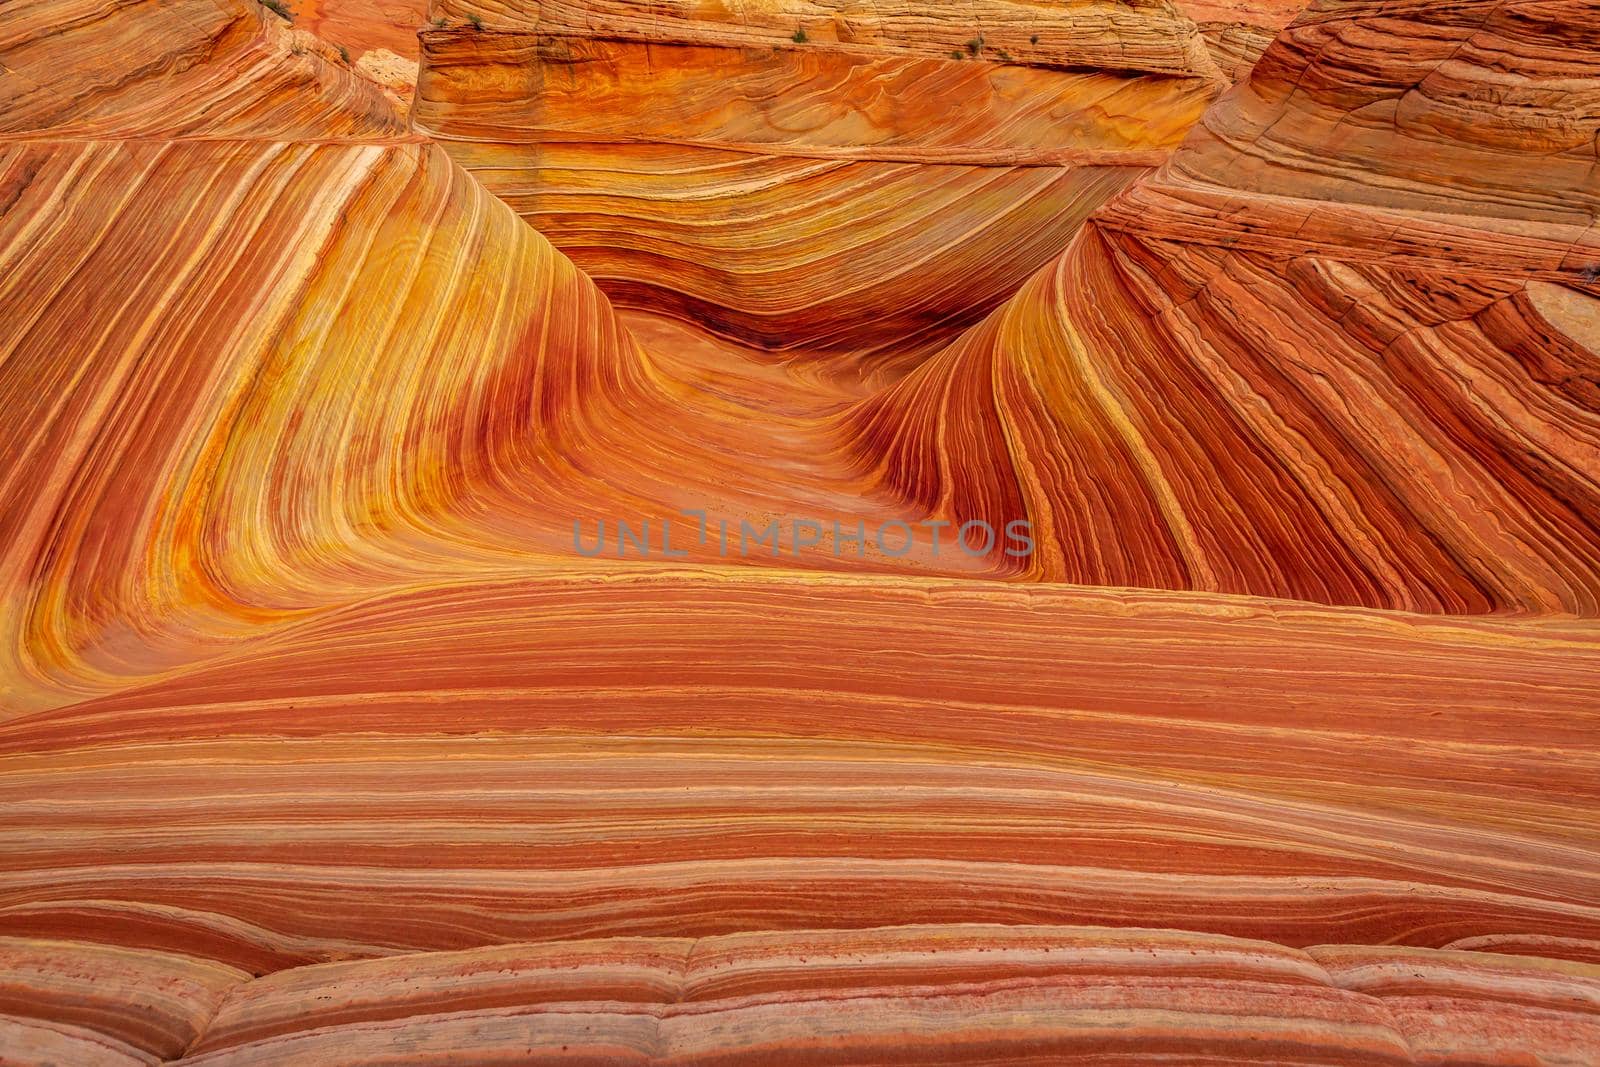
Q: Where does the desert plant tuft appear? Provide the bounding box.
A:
[338,44,350,62]
[996,48,1012,61]
[261,0,293,20]
[1030,34,1040,44]
[792,26,808,43]
[468,13,483,29]
[432,15,446,27]
[950,50,963,59]
[965,35,983,55]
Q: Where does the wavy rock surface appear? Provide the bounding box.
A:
[842,0,1600,610]
[2,0,1599,1062]
[4,575,1600,973]
[414,0,1222,359]
[0,0,404,137]
[0,110,677,707]
[10,927,1598,1064]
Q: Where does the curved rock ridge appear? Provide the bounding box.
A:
[8,927,1596,1065]
[413,1,1223,358]
[1,0,993,711]
[1168,0,1600,226]
[0,938,247,1064]
[840,0,1600,609]
[2,0,1600,1061]
[0,0,648,707]
[4,575,1599,970]
[0,131,690,707]
[0,0,406,139]
[840,231,1600,610]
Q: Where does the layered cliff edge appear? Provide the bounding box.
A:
[413,0,1226,361]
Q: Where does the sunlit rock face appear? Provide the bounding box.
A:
[413,0,1224,363]
[3,0,1600,1063]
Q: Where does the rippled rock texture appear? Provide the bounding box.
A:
[414,0,1224,360]
[3,0,1600,1062]
[843,0,1600,610]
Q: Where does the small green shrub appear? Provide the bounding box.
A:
[1030,34,1040,44]
[950,50,963,60]
[996,48,1012,61]
[467,13,483,29]
[261,0,293,21]
[338,44,350,62]
[792,26,808,43]
[965,35,983,55]
[432,15,446,27]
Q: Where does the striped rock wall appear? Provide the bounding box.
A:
[2,0,1599,1062]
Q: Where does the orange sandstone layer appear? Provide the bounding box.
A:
[0,0,403,138]
[6,927,1599,1064]
[414,1,1222,359]
[0,0,1005,711]
[1170,0,1600,225]
[4,575,1599,970]
[1,0,1599,1061]
[840,0,1600,609]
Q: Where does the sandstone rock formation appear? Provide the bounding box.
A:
[841,0,1600,609]
[414,0,1224,361]
[0,0,404,136]
[1,0,1598,1062]
[10,928,1600,1063]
